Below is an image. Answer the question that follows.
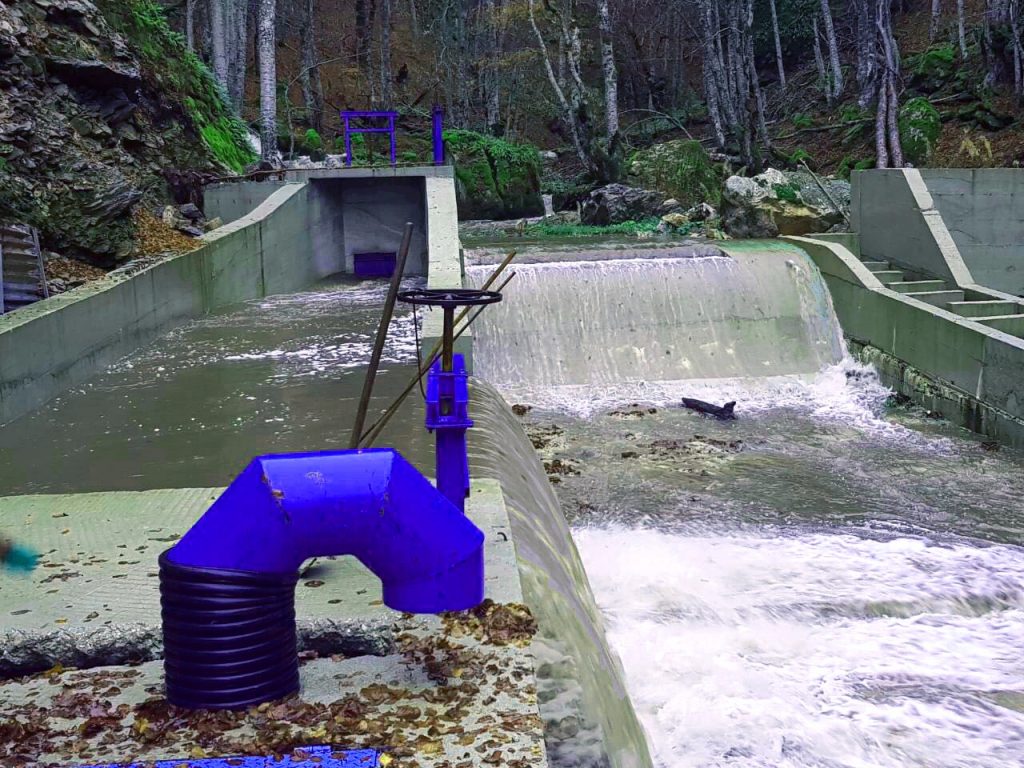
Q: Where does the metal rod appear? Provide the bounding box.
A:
[348,222,414,449]
[441,307,455,372]
[359,270,517,448]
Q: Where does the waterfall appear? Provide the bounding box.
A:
[467,244,845,388]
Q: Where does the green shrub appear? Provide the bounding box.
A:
[772,182,801,202]
[627,139,721,208]
[303,129,322,152]
[788,147,812,165]
[906,43,956,90]
[444,130,543,219]
[791,113,813,129]
[525,218,662,237]
[899,97,942,166]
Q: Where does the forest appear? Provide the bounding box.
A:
[162,0,1024,177]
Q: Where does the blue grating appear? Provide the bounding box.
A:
[76,746,380,768]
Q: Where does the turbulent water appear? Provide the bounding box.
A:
[467,243,1024,768]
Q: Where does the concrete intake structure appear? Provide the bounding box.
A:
[161,448,485,709]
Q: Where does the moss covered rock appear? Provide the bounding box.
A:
[626,139,721,209]
[444,130,543,220]
[899,97,941,166]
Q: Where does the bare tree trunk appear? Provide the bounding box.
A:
[813,14,830,102]
[596,0,619,139]
[379,0,393,106]
[1012,0,1023,97]
[300,0,324,133]
[226,0,251,111]
[258,0,278,164]
[768,0,786,88]
[408,0,418,36]
[958,0,968,56]
[930,0,942,41]
[527,0,588,165]
[186,0,197,51]
[210,0,229,93]
[874,79,889,168]
[484,0,501,133]
[700,0,727,147]
[820,0,844,98]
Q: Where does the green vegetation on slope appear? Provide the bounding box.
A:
[98,0,254,172]
[444,130,543,220]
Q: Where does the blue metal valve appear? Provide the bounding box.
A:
[425,353,472,512]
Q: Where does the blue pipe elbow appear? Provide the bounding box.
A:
[167,448,485,614]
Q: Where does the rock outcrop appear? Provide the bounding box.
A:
[0,0,253,264]
[580,184,681,226]
[626,139,722,210]
[720,168,850,238]
[445,130,544,220]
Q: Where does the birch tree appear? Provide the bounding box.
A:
[527,0,588,164]
[596,0,620,138]
[258,0,279,164]
[929,0,942,42]
[819,0,844,99]
[768,0,786,88]
[299,0,324,132]
[958,0,968,56]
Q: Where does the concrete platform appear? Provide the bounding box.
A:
[0,480,518,675]
[0,480,547,768]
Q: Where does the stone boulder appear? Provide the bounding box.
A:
[720,168,849,238]
[580,184,679,226]
[445,130,543,220]
[626,139,721,209]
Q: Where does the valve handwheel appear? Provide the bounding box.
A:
[398,288,502,370]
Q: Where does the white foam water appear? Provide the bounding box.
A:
[575,525,1024,767]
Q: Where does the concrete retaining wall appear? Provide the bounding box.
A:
[789,235,1024,446]
[0,183,326,426]
[916,169,1024,297]
[0,167,468,425]
[851,168,1020,302]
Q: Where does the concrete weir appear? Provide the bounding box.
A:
[0,169,650,768]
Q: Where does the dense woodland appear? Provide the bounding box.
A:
[161,0,1024,176]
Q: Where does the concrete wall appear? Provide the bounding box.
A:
[851,168,1019,302]
[789,235,1024,446]
[917,169,1024,297]
[204,180,290,225]
[0,168,467,425]
[851,169,969,283]
[0,183,324,426]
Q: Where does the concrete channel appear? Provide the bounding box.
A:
[0,166,650,768]
[2,166,1024,767]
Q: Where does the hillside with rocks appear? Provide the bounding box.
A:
[0,0,252,265]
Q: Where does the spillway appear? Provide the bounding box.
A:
[465,240,1024,768]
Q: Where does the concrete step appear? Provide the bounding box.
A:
[861,261,891,272]
[947,300,1023,318]
[975,314,1024,337]
[886,280,949,294]
[902,290,966,307]
[872,270,905,283]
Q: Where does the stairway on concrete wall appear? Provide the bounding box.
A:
[0,224,48,314]
[860,259,1024,338]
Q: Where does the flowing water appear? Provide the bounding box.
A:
[0,276,432,495]
[467,243,1024,767]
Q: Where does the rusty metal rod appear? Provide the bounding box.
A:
[359,267,517,448]
[348,222,414,449]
